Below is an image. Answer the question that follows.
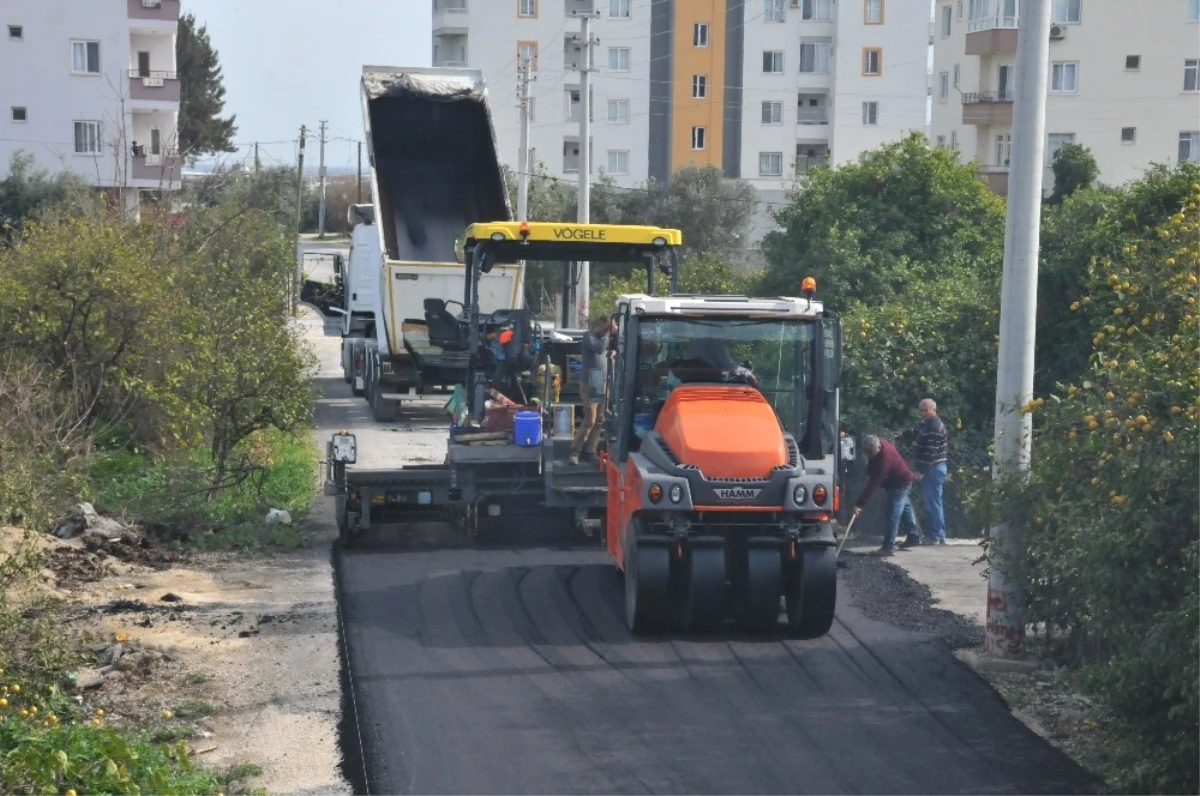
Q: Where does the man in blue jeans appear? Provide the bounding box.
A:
[909,398,949,546]
[853,435,919,556]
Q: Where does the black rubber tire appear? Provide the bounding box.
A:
[785,546,837,638]
[624,533,671,633]
[680,544,726,633]
[738,546,782,633]
[335,494,349,539]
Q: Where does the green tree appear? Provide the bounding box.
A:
[0,151,90,231]
[760,132,1005,309]
[176,13,237,158]
[1049,141,1100,204]
[1037,162,1200,394]
[985,175,1199,794]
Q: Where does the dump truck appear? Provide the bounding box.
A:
[350,65,524,420]
[325,221,856,636]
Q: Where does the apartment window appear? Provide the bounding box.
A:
[11,107,26,123]
[1051,61,1078,93]
[1180,131,1200,162]
[7,25,21,39]
[1186,59,1200,91]
[997,64,1013,98]
[994,133,1011,166]
[759,152,784,177]
[607,149,630,174]
[73,121,102,154]
[766,0,785,22]
[936,134,947,148]
[941,5,952,35]
[763,50,784,74]
[802,0,832,21]
[953,64,960,87]
[71,40,100,74]
[799,40,831,73]
[956,0,963,19]
[692,74,708,98]
[693,22,709,46]
[1051,0,1080,23]
[865,0,884,24]
[608,47,630,71]
[939,71,949,100]
[1121,127,1136,143]
[1125,55,1140,71]
[863,48,882,76]
[607,99,630,123]
[518,0,536,17]
[609,0,630,18]
[517,41,538,71]
[1047,132,1075,164]
[691,126,706,150]
[760,101,782,124]
[1190,0,1200,21]
[862,101,878,125]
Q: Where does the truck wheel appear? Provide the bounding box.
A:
[335,495,356,546]
[371,383,397,423]
[624,530,670,633]
[737,544,782,632]
[785,546,837,638]
[678,540,726,632]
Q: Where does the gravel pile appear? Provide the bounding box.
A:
[838,549,985,650]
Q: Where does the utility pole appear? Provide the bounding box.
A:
[571,9,599,328]
[516,57,533,222]
[357,140,363,204]
[986,0,1052,661]
[253,142,260,173]
[317,120,328,240]
[293,124,307,316]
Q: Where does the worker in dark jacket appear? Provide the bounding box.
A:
[911,397,949,545]
[853,435,919,556]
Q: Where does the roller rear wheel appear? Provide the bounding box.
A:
[624,532,671,633]
[738,545,782,632]
[678,543,726,633]
[785,546,837,638]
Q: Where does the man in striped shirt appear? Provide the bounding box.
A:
[910,398,949,546]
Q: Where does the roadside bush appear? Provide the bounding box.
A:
[986,178,1199,794]
[0,201,316,533]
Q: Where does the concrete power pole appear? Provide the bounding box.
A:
[357,140,363,204]
[572,10,599,328]
[317,120,328,240]
[293,124,307,316]
[516,57,533,222]
[985,0,1052,661]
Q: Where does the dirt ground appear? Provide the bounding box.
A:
[1,519,350,796]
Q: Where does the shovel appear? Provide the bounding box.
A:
[834,512,858,566]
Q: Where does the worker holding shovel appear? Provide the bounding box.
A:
[851,434,919,557]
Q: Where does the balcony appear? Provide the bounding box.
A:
[131,151,181,184]
[795,144,830,175]
[966,6,1018,55]
[433,0,468,36]
[127,0,180,22]
[977,164,1009,196]
[961,90,1014,125]
[128,70,180,102]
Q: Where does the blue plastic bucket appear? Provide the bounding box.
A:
[513,411,542,447]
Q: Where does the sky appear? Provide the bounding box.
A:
[189,0,432,173]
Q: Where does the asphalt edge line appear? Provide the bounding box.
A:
[332,539,372,796]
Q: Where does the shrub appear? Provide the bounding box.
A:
[992,178,1199,794]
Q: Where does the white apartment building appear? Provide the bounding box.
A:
[930,0,1200,196]
[0,0,182,205]
[435,0,930,247]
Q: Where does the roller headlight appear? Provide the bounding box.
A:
[648,484,663,504]
[792,484,808,505]
[669,484,683,503]
[813,485,828,506]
